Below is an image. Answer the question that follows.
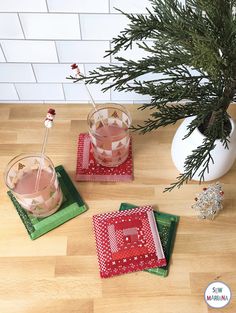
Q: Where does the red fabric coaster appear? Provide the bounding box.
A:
[93,206,166,278]
[75,133,133,182]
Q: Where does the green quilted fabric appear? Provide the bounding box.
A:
[8,165,87,240]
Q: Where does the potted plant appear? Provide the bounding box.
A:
[71,0,236,191]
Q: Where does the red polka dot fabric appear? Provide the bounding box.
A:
[75,133,133,182]
[93,206,166,278]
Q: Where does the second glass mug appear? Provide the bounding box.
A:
[4,153,63,218]
[87,103,132,167]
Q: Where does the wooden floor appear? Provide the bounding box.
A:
[0,104,235,313]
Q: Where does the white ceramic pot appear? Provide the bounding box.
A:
[171,116,236,181]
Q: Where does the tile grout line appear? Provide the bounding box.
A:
[108,0,111,13]
[106,39,112,101]
[0,62,118,65]
[0,100,134,103]
[0,11,126,15]
[0,98,93,102]
[54,41,60,63]
[109,40,112,63]
[13,83,20,100]
[0,38,143,43]
[17,13,26,39]
[61,83,66,101]
[0,82,103,85]
[109,86,111,102]
[78,14,83,40]
[45,0,50,12]
[30,64,38,82]
[0,43,7,62]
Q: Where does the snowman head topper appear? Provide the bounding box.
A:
[44,108,56,128]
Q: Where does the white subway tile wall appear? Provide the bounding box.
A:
[0,14,24,39]
[79,14,128,40]
[15,83,64,100]
[56,41,110,63]
[110,0,151,13]
[0,0,153,103]
[0,84,19,100]
[0,64,35,82]
[47,0,109,13]
[1,40,58,62]
[0,1,47,12]
[20,13,81,39]
[63,83,110,101]
[111,88,151,102]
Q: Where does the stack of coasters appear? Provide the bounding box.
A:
[8,165,87,240]
[93,206,166,278]
[75,133,133,182]
[119,203,179,277]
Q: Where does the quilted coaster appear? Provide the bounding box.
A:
[75,133,133,182]
[8,165,87,240]
[93,206,166,278]
[119,203,179,277]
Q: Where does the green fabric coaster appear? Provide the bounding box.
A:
[8,165,88,240]
[119,203,179,277]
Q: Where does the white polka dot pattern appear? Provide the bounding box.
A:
[92,206,167,278]
[142,217,156,254]
[107,224,118,253]
[76,133,133,182]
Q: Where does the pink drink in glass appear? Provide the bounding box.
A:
[5,154,63,217]
[88,104,132,167]
[93,124,129,167]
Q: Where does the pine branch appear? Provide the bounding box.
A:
[105,7,164,56]
[164,138,216,192]
[131,103,200,133]
[69,0,236,191]
[127,76,215,103]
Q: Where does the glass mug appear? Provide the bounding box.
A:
[87,103,132,167]
[4,153,63,218]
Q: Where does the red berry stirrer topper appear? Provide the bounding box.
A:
[71,63,97,109]
[34,108,56,191]
[70,64,107,130]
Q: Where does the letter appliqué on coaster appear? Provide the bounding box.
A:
[75,133,133,182]
[92,206,166,278]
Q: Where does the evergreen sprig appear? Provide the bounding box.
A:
[70,0,236,190]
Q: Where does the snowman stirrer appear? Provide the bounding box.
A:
[35,108,56,192]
